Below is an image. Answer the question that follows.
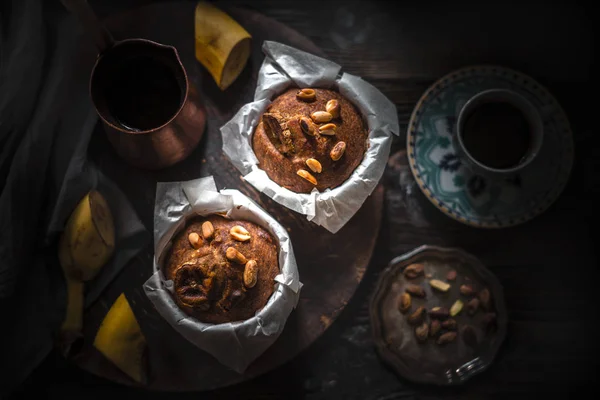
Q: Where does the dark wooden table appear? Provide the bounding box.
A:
[17,0,598,398]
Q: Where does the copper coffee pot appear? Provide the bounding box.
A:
[61,0,206,170]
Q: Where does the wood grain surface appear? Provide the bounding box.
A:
[16,0,598,399]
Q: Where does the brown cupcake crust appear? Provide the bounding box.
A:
[163,215,279,324]
[252,88,368,193]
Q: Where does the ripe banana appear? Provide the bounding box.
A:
[58,190,115,354]
[194,1,252,90]
[93,293,147,384]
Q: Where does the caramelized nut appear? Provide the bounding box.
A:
[467,298,480,315]
[297,169,317,185]
[300,117,316,136]
[188,232,202,249]
[405,284,426,298]
[429,306,450,320]
[243,260,258,288]
[415,322,429,343]
[407,306,426,325]
[441,318,457,330]
[446,270,457,281]
[230,225,251,242]
[296,88,316,102]
[479,288,492,310]
[330,141,347,161]
[450,299,464,317]
[311,111,332,123]
[226,247,247,264]
[326,99,340,118]
[460,284,476,297]
[437,331,457,345]
[429,279,451,292]
[318,123,337,135]
[430,320,442,337]
[398,292,411,313]
[202,221,215,240]
[403,263,424,279]
[306,158,322,174]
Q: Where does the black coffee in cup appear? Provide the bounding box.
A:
[461,102,532,169]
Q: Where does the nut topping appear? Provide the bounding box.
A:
[460,284,476,297]
[296,88,316,102]
[225,247,247,264]
[311,111,332,123]
[398,292,411,314]
[300,117,316,136]
[405,284,426,298]
[441,318,457,330]
[450,299,464,317]
[330,141,346,161]
[430,320,442,337]
[403,263,424,279]
[429,279,451,292]
[437,331,457,345]
[297,169,317,185]
[243,260,258,288]
[188,232,202,249]
[230,225,251,242]
[318,123,337,135]
[429,306,450,320]
[326,99,340,118]
[306,158,322,174]
[415,322,429,343]
[407,306,426,325]
[202,221,215,240]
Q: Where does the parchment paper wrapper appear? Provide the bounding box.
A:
[221,41,400,233]
[143,176,302,374]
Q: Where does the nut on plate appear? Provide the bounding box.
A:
[230,225,251,242]
[405,284,426,298]
[436,331,457,345]
[296,88,316,102]
[297,169,318,185]
[460,284,476,297]
[441,318,457,330]
[201,221,215,240]
[430,320,441,337]
[450,299,464,317]
[429,306,450,320]
[311,111,333,123]
[306,158,322,174]
[407,306,426,325]
[243,260,258,288]
[403,263,424,279]
[398,292,411,313]
[429,279,451,292]
[326,99,340,118]
[330,141,346,161]
[415,322,429,343]
[188,232,202,249]
[225,247,247,264]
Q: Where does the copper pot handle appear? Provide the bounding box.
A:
[60,0,115,53]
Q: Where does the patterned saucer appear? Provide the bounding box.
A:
[407,65,574,228]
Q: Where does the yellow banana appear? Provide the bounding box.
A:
[194,1,252,90]
[93,293,147,384]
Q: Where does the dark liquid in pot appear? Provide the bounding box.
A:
[462,102,531,169]
[105,55,182,131]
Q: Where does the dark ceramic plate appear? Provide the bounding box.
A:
[370,245,507,385]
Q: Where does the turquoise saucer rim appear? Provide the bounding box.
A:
[406,65,574,228]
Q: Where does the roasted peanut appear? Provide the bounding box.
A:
[311,111,332,123]
[430,320,442,337]
[226,247,247,264]
[297,169,317,185]
[326,99,340,118]
[450,299,464,317]
[460,284,476,297]
[188,232,202,249]
[429,279,451,292]
[446,270,457,281]
[479,288,492,310]
[407,306,426,325]
[415,322,429,343]
[429,306,450,320]
[243,260,258,288]
[405,284,426,298]
[306,158,322,174]
[441,318,457,330]
[230,225,251,242]
[403,263,424,279]
[398,292,411,313]
[467,298,480,315]
[300,117,316,136]
[437,331,457,345]
[296,88,316,102]
[318,123,336,136]
[330,141,346,161]
[202,221,215,240]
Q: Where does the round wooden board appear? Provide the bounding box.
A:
[71,1,384,391]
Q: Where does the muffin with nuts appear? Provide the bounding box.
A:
[252,87,369,193]
[162,214,279,324]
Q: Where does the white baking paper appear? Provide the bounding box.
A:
[221,41,400,233]
[143,176,302,374]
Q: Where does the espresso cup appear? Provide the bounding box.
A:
[454,89,543,179]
